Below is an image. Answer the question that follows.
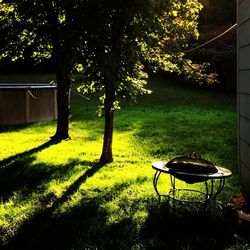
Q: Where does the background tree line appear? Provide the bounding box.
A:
[190,0,236,91]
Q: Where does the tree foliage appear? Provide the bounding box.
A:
[73,0,217,163]
[76,0,216,97]
[0,0,89,140]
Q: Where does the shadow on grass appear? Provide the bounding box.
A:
[140,202,250,250]
[0,139,59,168]
[0,157,93,202]
[25,181,138,250]
[7,193,250,250]
[0,140,63,201]
[0,123,37,133]
[3,171,250,250]
[2,160,105,250]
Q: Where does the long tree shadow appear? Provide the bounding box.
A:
[0,139,70,201]
[0,157,92,201]
[0,139,60,168]
[4,176,141,250]
[3,160,105,250]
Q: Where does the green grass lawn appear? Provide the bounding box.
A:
[0,74,247,250]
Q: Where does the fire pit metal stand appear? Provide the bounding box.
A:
[152,161,232,204]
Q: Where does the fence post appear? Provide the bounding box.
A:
[53,88,57,119]
[25,89,30,123]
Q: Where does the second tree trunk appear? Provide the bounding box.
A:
[99,86,115,164]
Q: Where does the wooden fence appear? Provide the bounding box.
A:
[0,84,57,125]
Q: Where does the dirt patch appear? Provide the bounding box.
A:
[231,195,250,222]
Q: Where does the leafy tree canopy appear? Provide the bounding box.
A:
[1,0,85,66]
[75,0,217,109]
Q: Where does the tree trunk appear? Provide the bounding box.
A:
[42,2,71,141]
[99,86,115,164]
[51,54,71,141]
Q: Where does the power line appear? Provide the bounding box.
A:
[183,23,237,54]
[70,89,98,104]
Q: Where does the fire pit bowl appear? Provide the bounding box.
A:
[166,153,218,184]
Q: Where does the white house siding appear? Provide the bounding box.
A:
[238,0,250,204]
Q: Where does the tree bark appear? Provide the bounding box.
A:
[99,86,115,164]
[51,53,71,141]
[42,1,71,141]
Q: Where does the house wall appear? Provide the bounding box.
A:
[238,0,250,204]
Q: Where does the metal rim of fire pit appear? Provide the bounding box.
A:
[152,161,232,204]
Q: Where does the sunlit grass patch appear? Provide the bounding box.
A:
[0,192,39,243]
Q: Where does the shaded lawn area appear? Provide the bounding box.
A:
[0,75,248,249]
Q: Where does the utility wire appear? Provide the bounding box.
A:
[70,89,98,104]
[183,23,237,54]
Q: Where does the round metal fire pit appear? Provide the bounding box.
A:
[152,160,232,204]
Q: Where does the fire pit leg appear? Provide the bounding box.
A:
[204,178,226,203]
[210,178,214,199]
[153,170,162,202]
[170,174,176,189]
[204,180,210,203]
[211,178,226,201]
[169,174,177,197]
